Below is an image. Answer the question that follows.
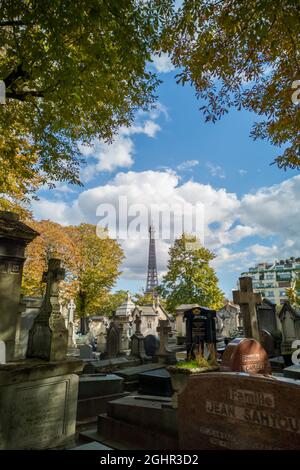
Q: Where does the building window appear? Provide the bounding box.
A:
[267,291,275,297]
[279,291,287,297]
[266,274,274,280]
[148,322,152,329]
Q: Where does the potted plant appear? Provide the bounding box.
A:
[167,350,219,407]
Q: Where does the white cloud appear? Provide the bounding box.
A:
[206,162,226,179]
[238,169,247,176]
[32,173,300,289]
[79,106,165,181]
[177,160,199,171]
[151,53,175,73]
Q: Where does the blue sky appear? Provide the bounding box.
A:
[33,56,300,299]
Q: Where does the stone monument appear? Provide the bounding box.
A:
[130,314,148,361]
[233,277,262,341]
[27,258,68,361]
[0,212,83,450]
[220,337,271,375]
[0,211,38,360]
[67,299,77,348]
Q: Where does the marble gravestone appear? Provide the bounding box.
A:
[178,373,300,450]
[220,338,271,375]
[0,211,38,361]
[184,306,217,361]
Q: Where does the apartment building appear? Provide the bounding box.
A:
[240,257,300,305]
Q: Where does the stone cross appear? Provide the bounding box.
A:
[134,314,142,335]
[27,258,68,361]
[233,277,262,341]
[156,319,171,357]
[0,340,6,364]
[67,299,76,348]
[68,299,76,324]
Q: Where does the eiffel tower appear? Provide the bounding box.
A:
[145,225,158,295]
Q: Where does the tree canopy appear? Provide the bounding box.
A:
[159,234,225,312]
[0,0,173,208]
[163,0,300,169]
[1,0,299,214]
[22,220,124,316]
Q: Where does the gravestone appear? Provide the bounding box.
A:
[144,334,159,357]
[157,320,171,357]
[0,211,38,360]
[220,338,271,375]
[67,299,77,348]
[0,362,82,449]
[106,322,122,358]
[178,373,300,449]
[0,213,83,450]
[27,258,68,361]
[0,340,5,364]
[79,344,93,359]
[260,329,275,357]
[184,306,217,361]
[14,297,42,359]
[257,298,277,333]
[283,364,300,381]
[279,302,300,352]
[233,277,262,341]
[139,368,172,397]
[130,314,148,361]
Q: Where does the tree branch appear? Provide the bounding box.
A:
[0,20,25,27]
[4,63,30,89]
[6,90,44,101]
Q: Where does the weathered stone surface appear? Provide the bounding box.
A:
[0,340,5,364]
[14,297,41,359]
[79,395,178,450]
[220,337,271,375]
[79,344,93,359]
[78,374,124,399]
[259,329,275,357]
[115,363,165,381]
[178,372,300,450]
[283,364,300,380]
[27,258,68,361]
[139,368,172,397]
[0,360,82,449]
[71,441,112,450]
[106,395,177,437]
[144,334,159,357]
[233,277,262,341]
[0,211,38,361]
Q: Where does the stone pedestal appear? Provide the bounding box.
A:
[0,212,38,361]
[0,358,83,449]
